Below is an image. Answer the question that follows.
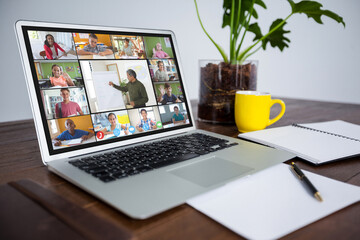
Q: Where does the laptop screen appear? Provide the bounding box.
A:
[21,26,193,155]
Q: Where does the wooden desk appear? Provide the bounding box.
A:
[0,98,359,240]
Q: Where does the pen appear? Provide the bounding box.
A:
[291,162,323,202]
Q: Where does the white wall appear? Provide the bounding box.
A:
[0,0,359,123]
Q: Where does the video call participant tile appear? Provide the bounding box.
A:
[34,60,84,89]
[48,115,95,149]
[74,33,115,59]
[110,35,146,59]
[41,87,89,120]
[80,60,157,113]
[143,36,174,59]
[153,82,184,105]
[128,107,162,134]
[91,110,132,141]
[159,103,188,128]
[27,30,77,60]
[148,59,178,82]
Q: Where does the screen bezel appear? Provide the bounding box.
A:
[15,20,196,164]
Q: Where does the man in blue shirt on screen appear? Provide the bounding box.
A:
[52,119,94,146]
[172,106,186,124]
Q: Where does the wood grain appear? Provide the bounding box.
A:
[0,98,359,240]
[9,179,133,240]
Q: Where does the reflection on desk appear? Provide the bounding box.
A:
[53,136,96,149]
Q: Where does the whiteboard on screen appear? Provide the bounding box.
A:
[92,71,125,112]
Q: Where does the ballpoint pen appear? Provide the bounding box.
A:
[291,162,323,202]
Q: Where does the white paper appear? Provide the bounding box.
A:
[66,138,82,145]
[187,164,360,240]
[300,120,360,140]
[238,120,360,164]
[92,54,114,59]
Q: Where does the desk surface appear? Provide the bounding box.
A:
[1,98,359,240]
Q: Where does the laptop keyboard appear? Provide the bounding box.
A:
[69,133,238,183]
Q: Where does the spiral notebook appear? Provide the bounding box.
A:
[238,120,360,164]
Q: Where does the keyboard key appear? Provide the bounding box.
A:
[86,166,107,174]
[92,171,109,178]
[68,160,85,167]
[127,169,140,176]
[79,163,99,170]
[136,166,153,172]
[107,168,121,173]
[69,133,238,183]
[112,172,128,179]
[99,175,116,182]
[195,150,210,155]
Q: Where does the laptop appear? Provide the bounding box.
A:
[15,20,294,219]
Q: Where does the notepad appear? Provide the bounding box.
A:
[187,164,360,240]
[66,138,82,145]
[238,120,360,164]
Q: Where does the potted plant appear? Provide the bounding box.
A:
[195,0,345,123]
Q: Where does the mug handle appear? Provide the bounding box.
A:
[267,99,286,127]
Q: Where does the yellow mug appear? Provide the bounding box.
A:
[235,91,285,133]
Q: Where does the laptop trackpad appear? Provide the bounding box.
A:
[169,157,253,188]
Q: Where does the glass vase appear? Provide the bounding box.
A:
[198,60,258,123]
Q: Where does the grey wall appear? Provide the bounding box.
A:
[1,0,359,123]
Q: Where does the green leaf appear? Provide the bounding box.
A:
[287,0,345,27]
[262,19,291,51]
[194,0,229,62]
[222,0,267,29]
[247,23,263,41]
